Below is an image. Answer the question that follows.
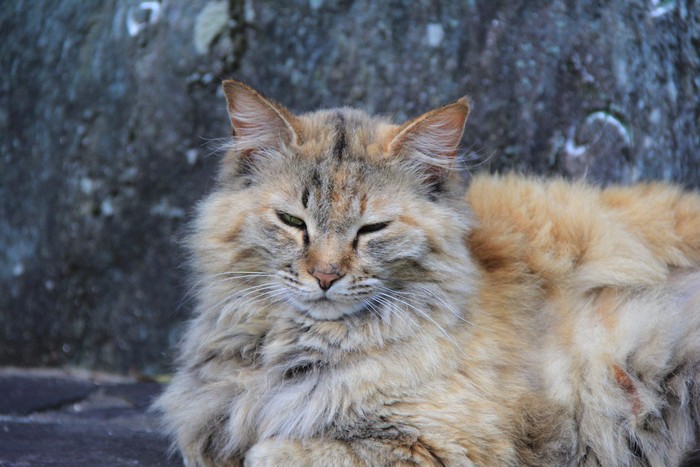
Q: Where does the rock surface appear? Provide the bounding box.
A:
[1,1,699,373]
[0,368,178,466]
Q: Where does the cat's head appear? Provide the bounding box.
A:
[193,81,472,321]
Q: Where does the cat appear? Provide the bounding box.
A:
[154,80,700,466]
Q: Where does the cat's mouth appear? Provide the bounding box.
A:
[295,295,368,321]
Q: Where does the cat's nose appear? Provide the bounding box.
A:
[312,270,342,291]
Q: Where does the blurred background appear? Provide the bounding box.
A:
[2,0,699,376]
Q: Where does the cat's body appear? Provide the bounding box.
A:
[155,81,700,466]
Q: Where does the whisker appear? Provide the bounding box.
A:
[398,284,481,330]
[224,284,292,314]
[373,295,434,353]
[214,283,280,322]
[361,299,386,347]
[254,287,292,304]
[377,288,467,356]
[179,271,277,311]
[362,299,384,321]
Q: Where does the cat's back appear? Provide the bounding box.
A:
[466,173,700,293]
[465,174,700,466]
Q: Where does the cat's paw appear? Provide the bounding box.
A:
[244,439,304,467]
[244,438,363,467]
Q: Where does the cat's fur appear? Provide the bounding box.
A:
[155,80,700,466]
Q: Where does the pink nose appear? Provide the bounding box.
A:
[312,270,341,291]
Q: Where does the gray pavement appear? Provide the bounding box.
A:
[0,368,180,466]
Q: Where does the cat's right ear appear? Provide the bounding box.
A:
[222,80,300,153]
[384,98,470,193]
[388,97,470,169]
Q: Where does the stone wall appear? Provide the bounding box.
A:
[2,0,698,374]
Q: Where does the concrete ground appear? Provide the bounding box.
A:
[0,368,180,466]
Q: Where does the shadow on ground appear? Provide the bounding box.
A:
[0,368,180,466]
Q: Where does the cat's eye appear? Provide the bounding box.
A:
[278,212,306,229]
[357,221,390,236]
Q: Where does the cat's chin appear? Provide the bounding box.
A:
[292,297,367,321]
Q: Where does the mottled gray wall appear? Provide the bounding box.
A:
[1,0,698,374]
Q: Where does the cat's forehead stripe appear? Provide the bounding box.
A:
[310,166,322,188]
[297,110,399,226]
[310,162,359,228]
[331,112,347,161]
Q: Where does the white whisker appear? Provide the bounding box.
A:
[377,287,467,357]
[181,271,276,310]
[214,282,281,323]
[399,284,481,330]
[373,295,435,353]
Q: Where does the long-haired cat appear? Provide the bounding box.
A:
[155,80,700,466]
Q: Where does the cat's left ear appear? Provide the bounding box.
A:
[222,80,301,152]
[388,97,470,170]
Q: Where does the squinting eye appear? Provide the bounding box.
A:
[278,212,306,229]
[357,221,390,236]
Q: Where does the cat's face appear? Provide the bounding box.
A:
[241,152,445,320]
[193,81,470,321]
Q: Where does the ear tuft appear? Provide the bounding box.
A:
[222,80,300,152]
[389,97,471,168]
